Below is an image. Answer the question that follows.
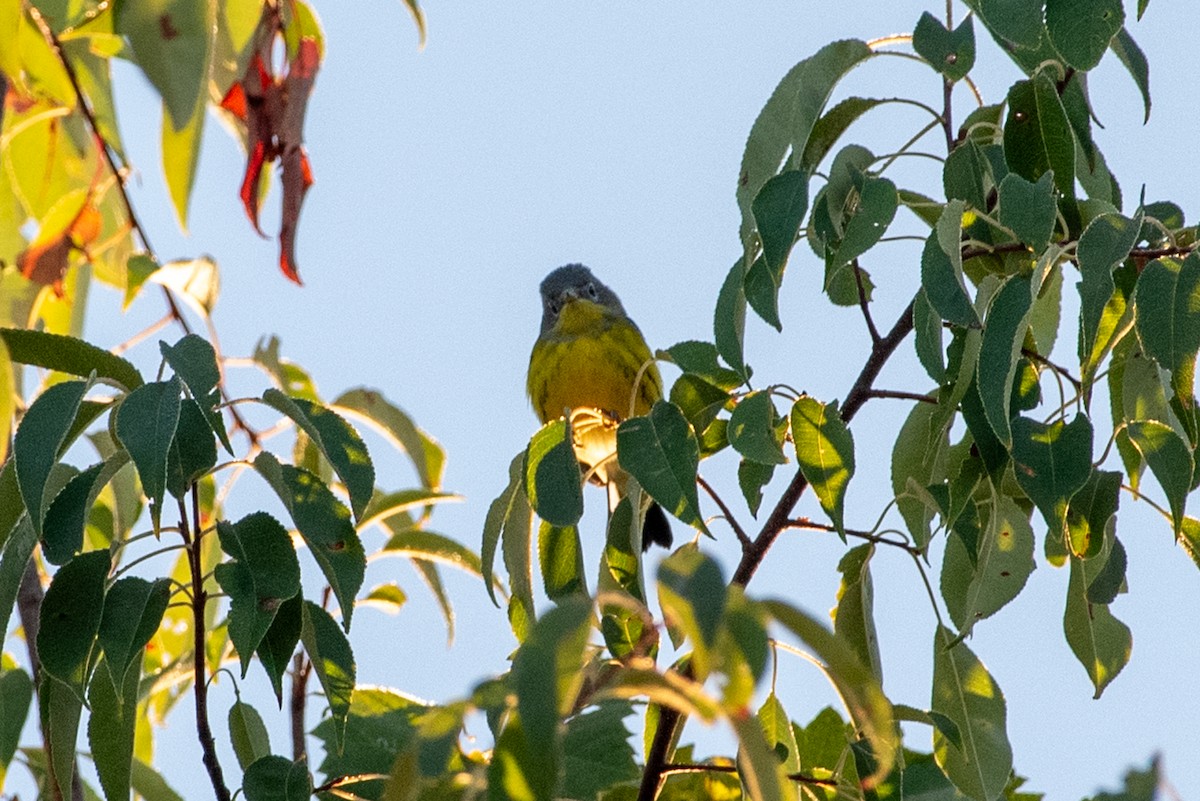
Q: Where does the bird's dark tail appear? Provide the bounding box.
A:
[642,502,673,551]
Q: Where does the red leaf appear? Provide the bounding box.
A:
[240,140,268,235]
[279,146,313,285]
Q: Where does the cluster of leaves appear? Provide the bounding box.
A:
[0,325,471,800]
[474,2,1194,800]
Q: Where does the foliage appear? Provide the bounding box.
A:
[0,1,1191,801]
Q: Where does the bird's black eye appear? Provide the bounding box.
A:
[548,300,560,315]
[585,282,598,299]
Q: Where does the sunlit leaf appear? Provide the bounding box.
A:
[931,625,1013,801]
[253,452,366,629]
[1134,253,1200,407]
[301,601,356,754]
[657,548,726,680]
[1065,532,1131,698]
[1126,420,1192,533]
[790,396,854,536]
[263,388,376,521]
[1011,414,1093,542]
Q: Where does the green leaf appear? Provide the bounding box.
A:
[714,258,750,380]
[1065,534,1131,698]
[834,544,882,682]
[913,12,976,81]
[262,389,376,522]
[301,601,356,754]
[943,139,992,212]
[790,396,854,535]
[737,459,775,518]
[523,419,584,528]
[161,95,205,230]
[800,96,886,174]
[1077,211,1142,375]
[967,0,1045,49]
[42,453,129,565]
[728,391,787,466]
[657,548,726,680]
[1088,757,1161,801]
[663,341,745,390]
[561,702,639,800]
[764,599,896,786]
[116,377,183,531]
[941,494,1036,635]
[1065,469,1122,561]
[913,289,946,383]
[538,521,586,601]
[511,597,593,800]
[14,379,88,536]
[758,692,801,770]
[97,577,170,696]
[931,625,1013,801]
[977,273,1035,447]
[87,654,140,801]
[1110,27,1150,123]
[998,172,1057,252]
[1126,420,1192,534]
[255,593,302,704]
[1004,73,1076,202]
[483,453,533,620]
[745,254,783,331]
[229,700,272,770]
[921,204,980,328]
[752,169,809,280]
[0,328,142,390]
[1011,414,1093,542]
[892,393,953,550]
[159,334,232,453]
[829,176,898,270]
[1134,253,1200,406]
[669,373,730,438]
[0,521,37,651]
[1045,0,1124,71]
[243,755,312,801]
[165,398,216,499]
[214,513,302,675]
[737,39,873,251]
[729,709,785,801]
[1087,536,1127,604]
[0,665,32,786]
[617,401,707,532]
[253,452,365,630]
[359,582,408,614]
[41,672,83,799]
[130,759,186,801]
[37,550,109,685]
[115,0,214,130]
[333,388,446,492]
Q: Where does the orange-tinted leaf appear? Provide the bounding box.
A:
[19,235,71,295]
[279,147,312,284]
[220,81,247,121]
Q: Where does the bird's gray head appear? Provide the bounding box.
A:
[538,264,628,333]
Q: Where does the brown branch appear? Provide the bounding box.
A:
[181,492,231,801]
[291,651,310,762]
[639,296,918,801]
[786,517,922,556]
[1021,347,1081,391]
[697,474,750,548]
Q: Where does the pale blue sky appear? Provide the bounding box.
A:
[19,2,1200,799]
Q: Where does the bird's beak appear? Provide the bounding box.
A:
[560,287,580,303]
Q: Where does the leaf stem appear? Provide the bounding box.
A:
[696,474,750,548]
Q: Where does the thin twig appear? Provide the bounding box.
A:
[1022,347,1082,391]
[864,389,937,404]
[662,762,839,788]
[851,260,881,345]
[696,474,751,548]
[181,491,230,801]
[786,517,922,556]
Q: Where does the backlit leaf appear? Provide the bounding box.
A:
[301,601,356,754]
[791,396,854,535]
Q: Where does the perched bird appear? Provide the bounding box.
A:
[527,264,673,550]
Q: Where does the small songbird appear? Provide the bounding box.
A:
[527,264,673,550]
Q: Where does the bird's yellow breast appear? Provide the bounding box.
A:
[527,300,662,424]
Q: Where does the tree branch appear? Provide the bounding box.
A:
[785,517,921,556]
[852,260,881,345]
[639,296,917,801]
[181,492,230,801]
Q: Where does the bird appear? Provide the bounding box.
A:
[527,264,673,551]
